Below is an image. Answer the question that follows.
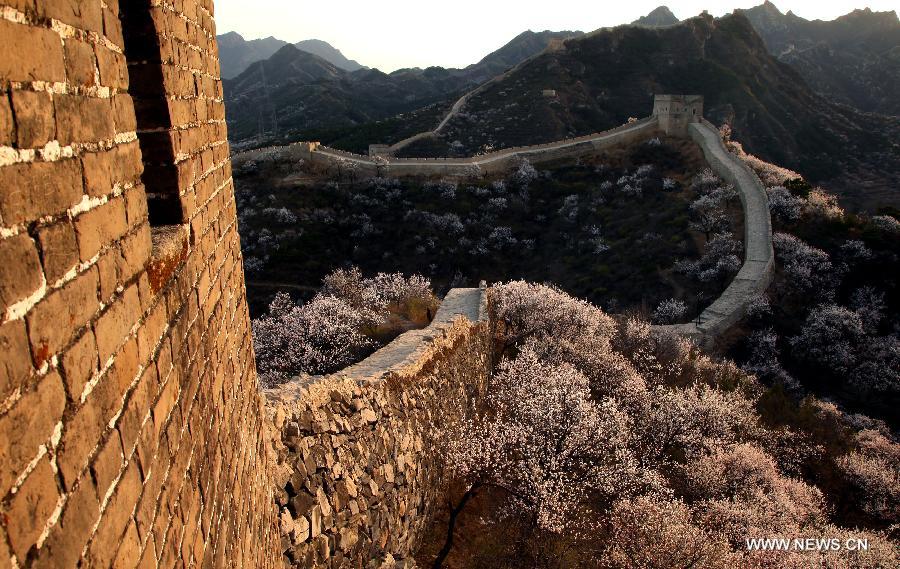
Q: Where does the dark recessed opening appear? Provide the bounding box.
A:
[119,1,184,226]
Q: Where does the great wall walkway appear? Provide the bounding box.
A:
[658,119,774,345]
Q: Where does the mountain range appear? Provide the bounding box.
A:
[428,12,898,209]
[217,32,365,78]
[222,30,582,145]
[739,1,900,116]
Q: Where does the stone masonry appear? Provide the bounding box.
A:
[0,1,280,567]
[265,288,490,568]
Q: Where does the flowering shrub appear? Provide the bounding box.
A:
[767,186,804,223]
[510,158,537,188]
[432,282,899,565]
[675,232,742,282]
[253,268,434,386]
[446,347,662,533]
[772,232,834,300]
[871,214,900,234]
[836,429,900,523]
[789,304,865,375]
[652,298,687,324]
[252,293,373,387]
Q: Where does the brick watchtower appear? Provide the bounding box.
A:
[652,94,704,136]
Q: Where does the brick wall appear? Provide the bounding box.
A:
[0,1,281,567]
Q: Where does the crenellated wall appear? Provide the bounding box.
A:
[265,288,490,567]
[0,1,280,567]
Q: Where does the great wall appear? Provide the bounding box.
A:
[0,3,773,568]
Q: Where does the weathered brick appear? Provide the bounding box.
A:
[5,456,60,560]
[136,301,165,364]
[56,331,135,491]
[80,149,113,198]
[0,319,32,403]
[136,537,158,569]
[0,158,83,225]
[0,19,66,82]
[125,183,149,226]
[63,37,96,87]
[57,398,103,489]
[112,93,138,133]
[95,44,128,89]
[60,327,99,400]
[93,284,141,364]
[152,368,179,437]
[117,140,145,184]
[0,232,43,314]
[81,142,143,199]
[55,94,113,145]
[38,0,104,33]
[119,223,152,281]
[26,266,98,365]
[85,459,142,567]
[30,477,100,569]
[0,91,15,146]
[36,219,79,285]
[0,370,65,498]
[118,364,156,457]
[103,6,125,48]
[0,526,10,569]
[73,195,128,261]
[112,520,142,569]
[91,432,124,502]
[10,89,56,148]
[96,248,120,304]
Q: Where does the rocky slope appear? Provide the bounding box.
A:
[739,1,900,116]
[426,13,898,210]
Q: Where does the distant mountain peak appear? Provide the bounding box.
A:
[632,6,680,27]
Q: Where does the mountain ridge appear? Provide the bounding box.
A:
[223,30,583,146]
[217,31,365,78]
[421,12,899,209]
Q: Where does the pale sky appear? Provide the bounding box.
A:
[213,1,899,72]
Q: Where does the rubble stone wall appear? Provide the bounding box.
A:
[266,288,490,568]
[0,1,280,567]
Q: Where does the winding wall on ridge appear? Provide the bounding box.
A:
[659,119,774,345]
[234,117,660,178]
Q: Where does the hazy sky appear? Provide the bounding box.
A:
[214,1,899,72]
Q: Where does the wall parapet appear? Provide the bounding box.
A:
[265,287,490,567]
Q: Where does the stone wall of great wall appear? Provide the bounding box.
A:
[232,116,661,178]
[0,1,281,567]
[265,288,490,568]
[659,118,774,345]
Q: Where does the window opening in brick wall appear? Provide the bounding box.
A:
[120,1,184,226]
